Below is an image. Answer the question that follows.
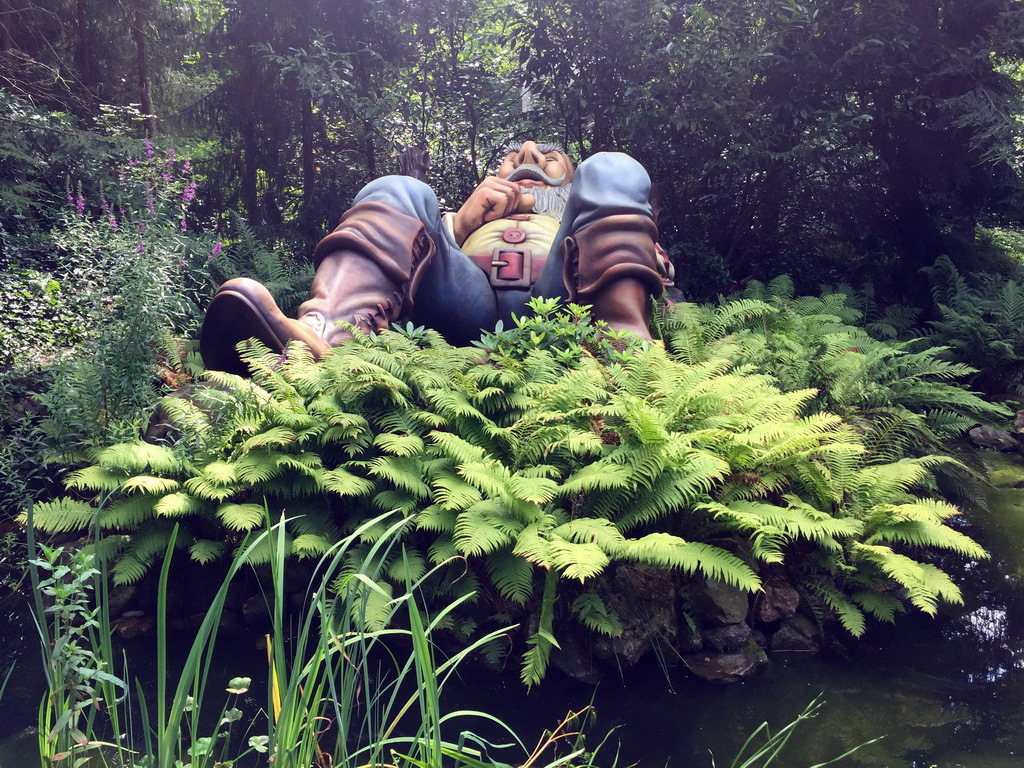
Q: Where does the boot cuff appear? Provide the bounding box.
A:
[564,214,665,300]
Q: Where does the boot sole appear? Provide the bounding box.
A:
[199,289,291,376]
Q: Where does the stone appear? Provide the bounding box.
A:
[112,614,155,639]
[682,640,767,683]
[755,580,800,624]
[692,578,749,626]
[770,614,821,653]
[592,565,677,669]
[703,622,752,652]
[105,584,136,617]
[966,426,1019,453]
[242,594,272,631]
[1013,411,1024,434]
[551,628,601,684]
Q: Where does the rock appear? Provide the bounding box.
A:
[755,580,800,624]
[967,426,1019,453]
[989,463,1024,489]
[770,614,821,653]
[112,614,155,639]
[218,609,246,635]
[703,622,752,652]
[682,640,767,683]
[677,625,703,653]
[1014,411,1024,434]
[592,565,677,669]
[243,594,272,631]
[105,584,136,617]
[692,579,749,626]
[551,629,601,684]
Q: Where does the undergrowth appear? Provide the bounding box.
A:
[31,295,1000,683]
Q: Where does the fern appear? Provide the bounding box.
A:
[38,297,994,679]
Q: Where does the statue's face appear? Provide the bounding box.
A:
[497,141,574,189]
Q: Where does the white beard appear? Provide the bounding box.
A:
[530,183,571,221]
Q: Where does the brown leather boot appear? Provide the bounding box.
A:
[561,214,671,340]
[200,202,433,375]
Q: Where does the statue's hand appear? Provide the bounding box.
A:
[453,177,524,246]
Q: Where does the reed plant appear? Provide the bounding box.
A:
[27,503,873,768]
[27,507,606,767]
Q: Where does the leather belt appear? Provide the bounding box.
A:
[469,246,545,289]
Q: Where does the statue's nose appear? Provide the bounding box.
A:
[516,141,544,165]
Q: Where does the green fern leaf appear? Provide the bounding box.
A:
[96,443,180,474]
[66,466,130,492]
[154,492,205,517]
[217,503,267,532]
[485,549,534,603]
[816,586,866,636]
[183,477,238,501]
[622,533,760,591]
[851,590,903,624]
[373,433,426,457]
[101,496,158,528]
[572,592,623,637]
[29,498,95,533]
[121,475,180,495]
[291,534,332,559]
[189,540,226,564]
[321,467,375,498]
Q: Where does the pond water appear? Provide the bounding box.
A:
[1,452,1023,767]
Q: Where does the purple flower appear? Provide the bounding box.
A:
[179,219,187,232]
[144,140,154,162]
[167,148,176,165]
[75,194,85,215]
[162,172,172,183]
[182,160,191,173]
[177,258,186,266]
[211,241,222,257]
[137,242,146,253]
[182,182,197,204]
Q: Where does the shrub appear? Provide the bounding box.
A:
[33,299,992,683]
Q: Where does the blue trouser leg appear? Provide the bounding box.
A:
[531,152,654,300]
[352,176,498,345]
[348,153,653,342]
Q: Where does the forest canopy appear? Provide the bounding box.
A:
[2,0,1023,299]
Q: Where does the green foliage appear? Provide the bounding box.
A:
[28,542,127,764]
[921,255,1024,394]
[11,143,220,461]
[660,278,1010,462]
[34,299,992,678]
[207,213,313,316]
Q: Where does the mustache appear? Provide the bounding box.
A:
[505,163,567,186]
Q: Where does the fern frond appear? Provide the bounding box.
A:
[622,533,760,591]
[189,540,226,564]
[154,492,205,517]
[485,549,534,603]
[121,475,181,495]
[66,466,130,492]
[217,503,267,532]
[29,498,95,533]
[571,592,623,637]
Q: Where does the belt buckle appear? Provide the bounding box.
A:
[489,247,532,288]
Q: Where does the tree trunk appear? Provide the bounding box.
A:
[0,0,14,53]
[73,0,97,112]
[132,0,156,138]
